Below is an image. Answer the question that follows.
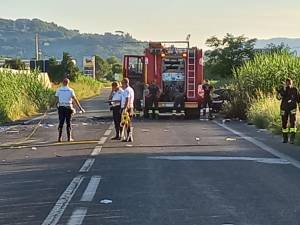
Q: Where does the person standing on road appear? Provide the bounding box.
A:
[132,80,144,116]
[202,79,214,119]
[55,78,85,142]
[121,78,135,142]
[277,78,300,144]
[109,81,123,140]
[146,80,160,116]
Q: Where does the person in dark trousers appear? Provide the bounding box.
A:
[121,78,135,142]
[55,78,85,142]
[202,79,213,119]
[146,79,160,116]
[277,78,300,144]
[132,80,144,114]
[109,81,123,140]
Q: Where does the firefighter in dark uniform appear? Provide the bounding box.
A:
[55,78,85,142]
[202,79,213,119]
[109,81,123,140]
[146,80,160,117]
[277,78,300,144]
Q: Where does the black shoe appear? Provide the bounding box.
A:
[111,136,120,140]
[290,133,296,144]
[283,133,289,143]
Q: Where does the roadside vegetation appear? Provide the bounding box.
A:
[0,52,111,123]
[0,70,55,123]
[205,34,300,143]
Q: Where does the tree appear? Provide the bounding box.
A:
[106,56,119,65]
[205,34,257,78]
[94,55,110,80]
[61,52,79,81]
[47,53,80,82]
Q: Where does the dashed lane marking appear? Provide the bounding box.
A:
[215,121,300,170]
[98,137,108,145]
[91,146,102,156]
[41,176,84,225]
[79,159,95,173]
[104,129,112,136]
[108,123,114,130]
[67,207,87,225]
[80,176,102,202]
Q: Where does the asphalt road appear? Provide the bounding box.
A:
[1,89,300,225]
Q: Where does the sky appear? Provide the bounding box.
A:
[1,0,300,48]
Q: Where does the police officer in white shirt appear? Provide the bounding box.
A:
[121,78,135,142]
[109,81,123,140]
[55,78,85,142]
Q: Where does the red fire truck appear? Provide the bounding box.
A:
[123,41,204,119]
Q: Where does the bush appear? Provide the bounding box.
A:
[224,52,300,119]
[247,94,281,129]
[0,70,55,123]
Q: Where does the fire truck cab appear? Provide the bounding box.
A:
[123,41,204,119]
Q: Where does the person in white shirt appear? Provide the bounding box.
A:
[121,78,135,142]
[55,78,85,142]
[109,81,123,140]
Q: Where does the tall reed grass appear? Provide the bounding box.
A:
[0,70,55,122]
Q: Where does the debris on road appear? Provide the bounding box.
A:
[6,130,20,134]
[82,123,88,126]
[222,119,231,124]
[31,147,37,150]
[225,137,237,141]
[141,129,150,132]
[257,129,267,133]
[54,153,63,157]
[195,137,200,141]
[100,199,112,204]
[163,129,169,132]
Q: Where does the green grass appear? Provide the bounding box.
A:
[0,72,106,123]
[247,93,300,143]
[0,70,55,123]
[53,75,106,100]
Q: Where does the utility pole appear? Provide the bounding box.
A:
[35,33,39,61]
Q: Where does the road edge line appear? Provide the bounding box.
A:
[214,121,300,170]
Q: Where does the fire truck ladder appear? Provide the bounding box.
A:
[187,49,196,99]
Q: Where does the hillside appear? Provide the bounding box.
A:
[0,18,145,66]
[256,38,300,54]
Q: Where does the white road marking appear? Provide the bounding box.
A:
[215,121,300,170]
[91,146,102,156]
[79,159,95,173]
[108,123,114,130]
[41,176,84,225]
[80,176,102,202]
[98,137,108,145]
[67,207,87,225]
[104,129,112,136]
[149,156,290,165]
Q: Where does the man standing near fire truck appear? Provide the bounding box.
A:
[146,80,160,117]
[277,78,300,144]
[202,79,213,119]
